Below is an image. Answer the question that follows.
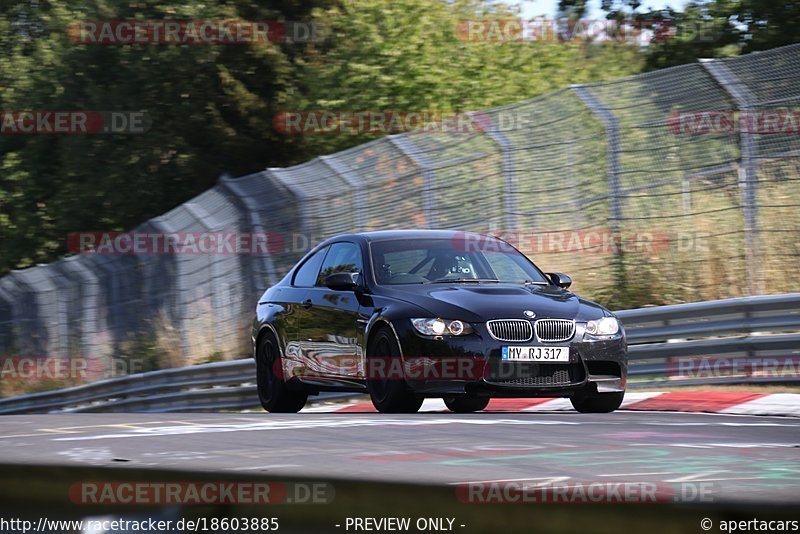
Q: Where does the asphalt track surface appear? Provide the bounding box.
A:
[1,410,799,504]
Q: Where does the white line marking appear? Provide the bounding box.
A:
[229,464,300,471]
[449,476,571,485]
[597,472,672,477]
[302,403,360,413]
[667,443,800,448]
[53,418,583,441]
[625,409,800,420]
[666,472,728,482]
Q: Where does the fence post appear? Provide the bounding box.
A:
[0,284,14,356]
[388,135,437,227]
[571,85,625,286]
[4,270,53,357]
[267,168,313,240]
[481,111,518,231]
[59,255,103,361]
[218,174,279,289]
[183,201,224,357]
[700,58,760,295]
[320,155,365,230]
[144,214,192,360]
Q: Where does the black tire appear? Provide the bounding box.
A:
[366,327,423,414]
[256,331,308,413]
[570,391,624,413]
[444,396,490,413]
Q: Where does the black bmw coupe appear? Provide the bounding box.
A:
[252,230,626,414]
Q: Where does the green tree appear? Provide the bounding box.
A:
[559,0,800,69]
[295,0,643,155]
[0,0,328,273]
[0,0,645,274]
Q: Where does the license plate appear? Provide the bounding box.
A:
[502,346,569,362]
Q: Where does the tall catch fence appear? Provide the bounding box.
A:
[0,44,798,369]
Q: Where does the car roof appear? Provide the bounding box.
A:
[326,229,497,243]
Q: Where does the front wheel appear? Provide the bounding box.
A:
[570,391,624,413]
[256,331,308,413]
[366,327,423,413]
[444,396,490,413]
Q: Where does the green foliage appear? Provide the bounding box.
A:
[203,351,226,364]
[116,332,162,373]
[295,0,643,155]
[2,0,797,277]
[0,0,328,274]
[559,0,800,70]
[0,0,645,275]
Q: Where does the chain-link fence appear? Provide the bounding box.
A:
[1,44,798,368]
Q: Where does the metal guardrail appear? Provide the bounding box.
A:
[0,293,798,414]
[621,293,800,387]
[619,293,800,345]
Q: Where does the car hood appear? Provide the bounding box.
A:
[380,283,609,322]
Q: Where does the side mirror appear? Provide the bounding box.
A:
[546,272,572,289]
[324,272,360,291]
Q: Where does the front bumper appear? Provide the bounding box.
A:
[394,320,627,398]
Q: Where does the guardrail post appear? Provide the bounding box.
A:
[388,135,437,227]
[700,59,761,295]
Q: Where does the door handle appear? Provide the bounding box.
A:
[301,299,313,309]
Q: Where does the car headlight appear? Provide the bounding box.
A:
[411,318,473,336]
[585,317,620,336]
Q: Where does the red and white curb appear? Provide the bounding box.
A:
[306,392,800,417]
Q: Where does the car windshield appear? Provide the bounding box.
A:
[370,237,549,285]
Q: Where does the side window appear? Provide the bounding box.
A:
[316,242,363,286]
[292,246,329,287]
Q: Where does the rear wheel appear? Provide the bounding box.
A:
[444,396,489,413]
[366,327,423,414]
[570,391,624,413]
[256,331,308,413]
